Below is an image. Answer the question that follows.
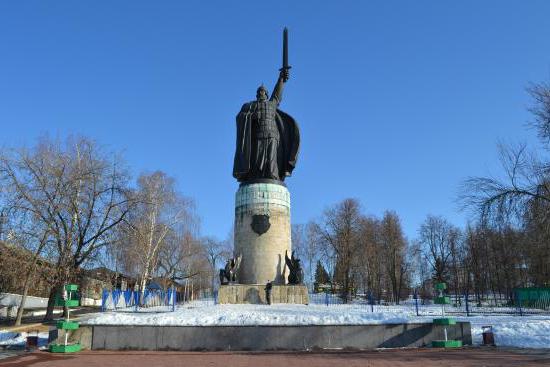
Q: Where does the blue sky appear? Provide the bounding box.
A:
[1,1,549,242]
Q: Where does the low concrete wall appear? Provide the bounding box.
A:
[218,284,308,304]
[85,322,471,351]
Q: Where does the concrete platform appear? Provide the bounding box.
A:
[60,322,471,351]
[218,284,308,304]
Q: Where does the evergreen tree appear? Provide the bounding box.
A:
[314,260,330,292]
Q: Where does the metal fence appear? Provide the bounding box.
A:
[100,285,550,316]
[307,289,550,316]
[514,288,550,313]
[100,287,215,312]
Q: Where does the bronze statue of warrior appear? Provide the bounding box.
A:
[233,28,300,183]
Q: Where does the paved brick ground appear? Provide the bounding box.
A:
[0,350,24,361]
[1,348,549,367]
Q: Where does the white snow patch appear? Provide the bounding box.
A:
[0,331,49,347]
[463,316,550,349]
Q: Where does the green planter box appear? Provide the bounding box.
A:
[65,284,78,292]
[433,317,456,325]
[49,343,81,353]
[56,321,79,330]
[434,296,451,305]
[432,340,462,348]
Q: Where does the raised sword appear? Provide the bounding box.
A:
[280,27,291,74]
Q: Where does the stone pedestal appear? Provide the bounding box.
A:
[218,284,308,304]
[234,182,291,285]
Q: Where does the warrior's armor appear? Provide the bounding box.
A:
[246,82,284,180]
[254,100,279,139]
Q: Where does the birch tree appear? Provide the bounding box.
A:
[120,171,192,302]
[291,223,320,288]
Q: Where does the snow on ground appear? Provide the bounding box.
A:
[0,331,49,348]
[87,303,417,327]
[85,301,550,349]
[464,315,550,349]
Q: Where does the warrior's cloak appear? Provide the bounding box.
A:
[233,102,300,182]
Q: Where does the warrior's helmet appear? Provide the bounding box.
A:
[256,85,269,100]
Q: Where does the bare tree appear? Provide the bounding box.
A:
[201,237,232,290]
[312,198,362,302]
[356,216,385,300]
[157,228,200,281]
[0,174,54,325]
[459,80,550,293]
[459,84,550,226]
[460,143,549,226]
[418,215,457,284]
[527,80,550,146]
[523,200,550,285]
[379,211,408,304]
[408,239,432,302]
[13,229,50,325]
[0,207,52,325]
[0,136,132,320]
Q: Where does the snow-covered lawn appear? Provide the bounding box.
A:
[85,302,550,349]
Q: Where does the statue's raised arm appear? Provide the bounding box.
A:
[271,69,289,105]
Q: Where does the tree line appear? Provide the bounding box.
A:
[293,194,549,305]
[293,80,550,303]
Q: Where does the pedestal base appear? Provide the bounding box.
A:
[218,284,308,304]
[234,183,291,284]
